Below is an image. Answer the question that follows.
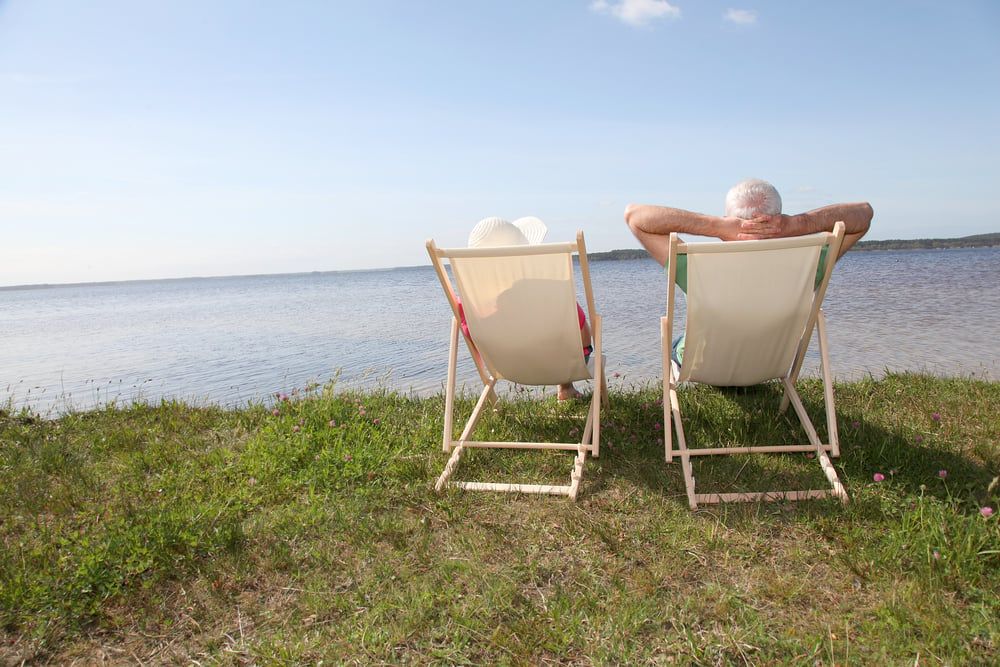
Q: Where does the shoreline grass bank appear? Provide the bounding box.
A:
[2,373,998,665]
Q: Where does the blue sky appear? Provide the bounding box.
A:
[1,0,998,286]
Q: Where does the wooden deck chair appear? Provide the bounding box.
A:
[662,221,848,509]
[426,231,607,500]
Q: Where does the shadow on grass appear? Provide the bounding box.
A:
[579,376,998,518]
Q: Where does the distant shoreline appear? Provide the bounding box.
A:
[589,232,1000,261]
[3,234,996,290]
[849,232,1000,251]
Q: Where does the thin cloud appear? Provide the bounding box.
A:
[591,0,681,28]
[723,9,758,26]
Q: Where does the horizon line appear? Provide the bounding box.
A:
[3,232,997,291]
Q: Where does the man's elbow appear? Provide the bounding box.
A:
[857,202,874,235]
[624,203,641,231]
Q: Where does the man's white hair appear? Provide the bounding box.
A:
[725,178,782,219]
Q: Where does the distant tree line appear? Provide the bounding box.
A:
[851,232,1000,251]
[587,249,652,262]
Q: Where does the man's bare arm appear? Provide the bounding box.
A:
[624,204,744,266]
[738,202,874,257]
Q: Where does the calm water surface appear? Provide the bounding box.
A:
[2,248,998,414]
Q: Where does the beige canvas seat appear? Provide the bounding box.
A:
[426,231,606,500]
[662,221,848,509]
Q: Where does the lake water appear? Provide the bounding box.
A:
[2,247,998,414]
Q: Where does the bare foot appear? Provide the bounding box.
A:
[558,383,581,401]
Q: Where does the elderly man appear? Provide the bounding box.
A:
[625,178,873,266]
[625,178,874,374]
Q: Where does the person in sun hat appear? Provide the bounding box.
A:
[467,215,549,247]
[462,216,593,401]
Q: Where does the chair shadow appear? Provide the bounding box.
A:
[585,381,998,518]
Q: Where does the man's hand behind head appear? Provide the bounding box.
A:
[736,214,795,241]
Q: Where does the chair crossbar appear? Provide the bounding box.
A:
[683,444,834,456]
[438,241,578,259]
[454,440,597,451]
[453,481,577,497]
[695,489,844,505]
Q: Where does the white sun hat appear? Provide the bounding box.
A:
[468,216,549,248]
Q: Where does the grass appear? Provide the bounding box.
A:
[1,373,998,665]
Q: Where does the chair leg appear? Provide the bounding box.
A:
[815,312,840,457]
[437,378,497,493]
[661,316,675,462]
[568,447,587,501]
[435,442,465,493]
[782,377,849,505]
[442,318,461,452]
[670,390,696,509]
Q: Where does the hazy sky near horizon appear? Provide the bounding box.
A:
[2,0,998,286]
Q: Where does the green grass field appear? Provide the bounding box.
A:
[2,373,998,665]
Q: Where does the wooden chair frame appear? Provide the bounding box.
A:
[662,222,849,509]
[426,231,607,500]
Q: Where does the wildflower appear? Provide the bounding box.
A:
[345,454,352,461]
[915,436,924,442]
[873,473,885,482]
[938,470,948,479]
[931,413,941,422]
[654,423,661,430]
[373,418,380,424]
[329,420,336,427]
[248,477,257,485]
[272,409,280,416]
[852,421,860,428]
[293,425,300,432]
[933,551,940,561]
[982,507,995,518]
[281,394,288,402]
